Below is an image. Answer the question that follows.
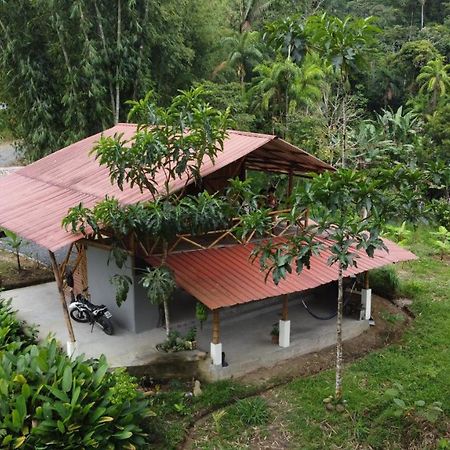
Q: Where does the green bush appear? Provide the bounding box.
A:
[369,266,400,300]
[0,339,152,449]
[0,299,37,353]
[428,199,450,229]
[229,397,270,426]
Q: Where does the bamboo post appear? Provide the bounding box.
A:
[279,294,291,348]
[212,310,220,344]
[287,168,293,198]
[282,294,289,321]
[364,271,369,289]
[49,251,76,347]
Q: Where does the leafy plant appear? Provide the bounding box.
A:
[430,226,450,260]
[156,330,197,353]
[0,299,37,354]
[369,266,400,300]
[270,323,279,336]
[1,229,24,272]
[383,221,411,246]
[0,339,152,449]
[110,274,132,307]
[109,369,138,405]
[195,302,209,330]
[230,397,270,426]
[383,383,444,423]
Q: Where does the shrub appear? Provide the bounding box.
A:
[429,199,450,229]
[369,266,400,300]
[229,397,270,426]
[0,339,152,449]
[0,299,37,353]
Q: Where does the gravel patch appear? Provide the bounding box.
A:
[0,142,19,166]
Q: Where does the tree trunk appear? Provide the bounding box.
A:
[162,240,171,336]
[94,0,116,123]
[341,93,347,168]
[335,263,344,400]
[420,0,425,29]
[114,0,122,125]
[133,0,150,99]
[15,250,21,272]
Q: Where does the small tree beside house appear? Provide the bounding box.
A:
[245,169,394,401]
[63,87,232,336]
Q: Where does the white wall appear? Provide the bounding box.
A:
[86,245,160,333]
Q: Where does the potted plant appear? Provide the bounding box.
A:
[185,327,197,350]
[271,323,279,344]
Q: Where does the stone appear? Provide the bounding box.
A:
[193,379,202,397]
[325,403,335,411]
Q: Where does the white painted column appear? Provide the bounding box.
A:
[279,320,291,347]
[360,288,372,321]
[211,309,222,366]
[210,342,223,366]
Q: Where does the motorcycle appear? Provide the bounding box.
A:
[65,270,114,335]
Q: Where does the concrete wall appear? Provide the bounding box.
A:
[87,245,137,331]
[133,275,159,333]
[86,245,160,333]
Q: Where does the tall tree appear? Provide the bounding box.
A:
[306,14,379,166]
[63,87,232,335]
[0,0,225,161]
[250,55,326,136]
[245,167,420,401]
[214,31,263,86]
[416,56,450,112]
[237,0,273,33]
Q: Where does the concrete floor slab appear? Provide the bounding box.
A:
[5,282,369,379]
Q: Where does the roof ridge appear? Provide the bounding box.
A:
[227,129,275,139]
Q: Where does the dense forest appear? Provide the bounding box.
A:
[0,0,449,172]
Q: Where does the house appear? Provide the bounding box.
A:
[0,124,416,378]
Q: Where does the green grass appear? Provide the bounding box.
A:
[189,227,450,449]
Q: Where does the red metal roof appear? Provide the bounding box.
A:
[147,237,417,310]
[0,124,332,251]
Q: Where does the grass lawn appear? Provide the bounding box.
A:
[178,227,449,449]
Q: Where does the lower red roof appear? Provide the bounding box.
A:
[147,238,416,310]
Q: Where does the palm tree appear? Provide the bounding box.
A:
[238,0,273,33]
[250,55,326,135]
[214,31,263,86]
[416,56,450,112]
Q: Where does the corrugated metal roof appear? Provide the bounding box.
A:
[0,124,333,251]
[147,237,417,310]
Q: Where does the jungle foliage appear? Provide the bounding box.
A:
[0,0,449,173]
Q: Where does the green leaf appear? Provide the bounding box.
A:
[113,431,133,440]
[13,436,26,449]
[57,420,65,433]
[393,398,406,409]
[62,366,72,393]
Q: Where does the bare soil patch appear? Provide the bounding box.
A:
[0,249,53,290]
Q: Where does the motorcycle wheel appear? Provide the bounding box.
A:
[70,309,89,323]
[97,316,114,335]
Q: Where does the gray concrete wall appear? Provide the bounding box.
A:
[87,246,161,333]
[133,273,159,333]
[86,245,136,332]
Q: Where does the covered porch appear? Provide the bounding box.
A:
[6,281,368,380]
